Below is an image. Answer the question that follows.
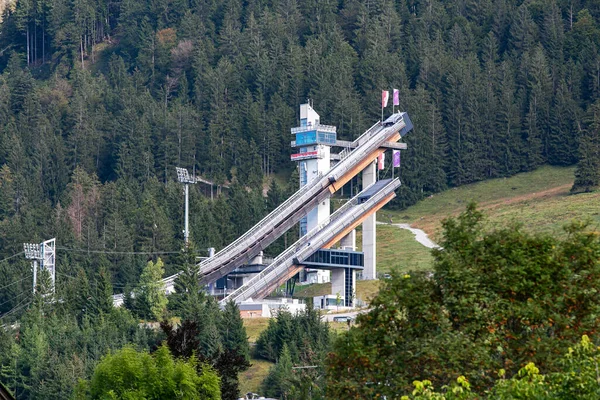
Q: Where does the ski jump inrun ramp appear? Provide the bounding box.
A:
[114,112,413,306]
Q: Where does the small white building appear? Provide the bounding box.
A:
[238,298,306,318]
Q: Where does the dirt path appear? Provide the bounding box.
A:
[377,221,441,249]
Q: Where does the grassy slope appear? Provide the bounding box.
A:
[240,318,273,394]
[386,165,600,239]
[239,359,273,395]
[294,165,600,300]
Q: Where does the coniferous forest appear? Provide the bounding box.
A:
[0,0,600,398]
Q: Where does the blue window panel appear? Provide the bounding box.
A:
[295,131,317,145]
[316,131,337,144]
[301,118,307,127]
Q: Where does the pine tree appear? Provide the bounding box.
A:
[0,164,15,219]
[135,257,168,320]
[170,250,206,321]
[572,101,600,193]
[219,301,250,361]
[262,344,293,399]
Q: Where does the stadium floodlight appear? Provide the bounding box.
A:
[176,167,195,184]
[23,243,42,260]
[176,167,197,246]
[23,239,56,294]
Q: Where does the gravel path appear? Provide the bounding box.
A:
[377,222,442,250]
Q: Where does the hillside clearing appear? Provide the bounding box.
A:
[386,166,599,239]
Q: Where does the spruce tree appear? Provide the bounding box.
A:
[572,101,600,193]
[219,301,250,361]
[262,344,293,399]
[135,258,168,320]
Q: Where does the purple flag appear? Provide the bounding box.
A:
[393,150,400,167]
[393,89,400,106]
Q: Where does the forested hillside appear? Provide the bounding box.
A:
[0,0,599,312]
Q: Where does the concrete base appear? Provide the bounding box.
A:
[331,269,345,299]
[362,161,377,280]
[331,268,356,307]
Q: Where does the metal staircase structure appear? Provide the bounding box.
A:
[159,112,413,297]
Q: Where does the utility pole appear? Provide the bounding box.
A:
[23,238,56,294]
[176,167,196,247]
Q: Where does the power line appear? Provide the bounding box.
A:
[0,296,32,320]
[56,272,131,289]
[0,289,31,309]
[56,247,181,255]
[0,274,32,292]
[0,251,25,264]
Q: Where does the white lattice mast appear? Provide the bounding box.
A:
[23,238,56,294]
[176,167,197,247]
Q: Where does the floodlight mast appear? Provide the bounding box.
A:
[176,167,197,247]
[23,243,40,293]
[23,239,55,294]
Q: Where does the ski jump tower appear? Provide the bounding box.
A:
[290,102,378,290]
[291,103,335,284]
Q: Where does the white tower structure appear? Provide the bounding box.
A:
[291,103,337,283]
[23,238,56,294]
[176,167,197,247]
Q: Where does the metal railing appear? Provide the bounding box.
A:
[226,178,399,303]
[222,179,400,304]
[200,171,324,274]
[166,115,407,286]
[352,120,382,146]
[327,118,406,183]
[290,124,337,134]
[221,184,364,304]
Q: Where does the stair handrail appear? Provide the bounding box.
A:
[200,171,324,271]
[222,179,397,304]
[228,178,400,303]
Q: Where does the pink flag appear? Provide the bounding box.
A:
[393,89,400,106]
[378,152,385,170]
[381,90,389,108]
[393,150,400,167]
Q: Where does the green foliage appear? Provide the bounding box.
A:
[130,258,168,320]
[86,344,220,400]
[0,304,161,399]
[572,100,600,193]
[255,308,330,365]
[1,0,600,397]
[326,204,600,397]
[165,274,251,400]
[400,335,600,399]
[220,301,250,362]
[261,344,293,399]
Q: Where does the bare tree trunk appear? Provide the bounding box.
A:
[26,25,30,65]
[80,36,85,69]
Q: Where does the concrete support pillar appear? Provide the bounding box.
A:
[331,268,356,307]
[348,269,356,306]
[331,269,345,303]
[340,229,356,250]
[362,160,377,280]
